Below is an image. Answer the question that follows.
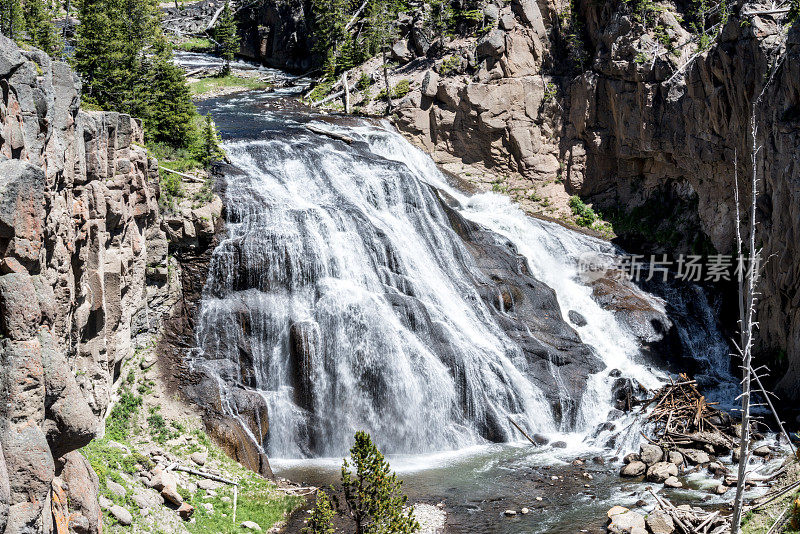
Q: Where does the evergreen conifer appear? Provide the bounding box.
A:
[216,1,237,75]
[341,431,419,534]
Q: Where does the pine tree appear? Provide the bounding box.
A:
[22,0,62,55]
[341,431,419,534]
[302,491,336,534]
[310,0,348,76]
[0,0,24,39]
[200,114,224,167]
[216,1,237,75]
[73,0,196,150]
[142,51,197,147]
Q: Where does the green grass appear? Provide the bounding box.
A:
[188,75,271,97]
[174,37,213,53]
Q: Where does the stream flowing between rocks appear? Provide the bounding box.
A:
[180,52,756,533]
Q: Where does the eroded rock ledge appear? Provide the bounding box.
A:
[0,35,173,533]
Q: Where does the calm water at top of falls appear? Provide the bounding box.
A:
[184,53,744,532]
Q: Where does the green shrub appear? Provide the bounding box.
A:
[105,390,142,442]
[392,79,411,98]
[569,195,598,227]
[357,71,372,91]
[303,491,336,534]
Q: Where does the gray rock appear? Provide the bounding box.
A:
[98,496,113,510]
[499,12,516,30]
[421,70,439,99]
[106,479,127,498]
[646,511,675,534]
[640,444,664,465]
[608,507,646,534]
[109,504,133,526]
[391,40,413,63]
[664,476,682,488]
[668,451,683,466]
[191,451,208,466]
[620,461,646,477]
[646,462,679,483]
[568,310,587,327]
[131,488,163,509]
[0,272,41,341]
[679,448,710,465]
[483,5,499,20]
[623,453,640,464]
[241,520,262,530]
[477,29,506,58]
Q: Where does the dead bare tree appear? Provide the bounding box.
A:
[730,37,789,532]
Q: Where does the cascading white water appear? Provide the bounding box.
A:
[193,114,734,459]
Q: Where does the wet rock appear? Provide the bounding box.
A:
[646,511,675,534]
[623,453,640,464]
[109,505,132,526]
[752,446,771,457]
[620,461,646,477]
[551,441,567,449]
[532,434,549,445]
[568,310,587,327]
[679,448,710,465]
[714,484,729,495]
[640,444,664,465]
[646,462,679,483]
[664,476,682,488]
[667,451,683,466]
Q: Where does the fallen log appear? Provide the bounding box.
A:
[305,124,354,144]
[173,465,238,486]
[508,417,538,446]
[158,165,207,183]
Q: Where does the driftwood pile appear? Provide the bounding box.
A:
[640,375,738,454]
[649,489,730,534]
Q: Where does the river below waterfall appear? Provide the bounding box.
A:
[182,53,748,533]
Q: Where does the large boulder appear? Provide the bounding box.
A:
[620,461,646,477]
[607,506,646,534]
[639,444,664,465]
[647,511,675,534]
[679,448,710,465]
[646,462,679,483]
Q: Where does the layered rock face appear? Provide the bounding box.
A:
[385,2,800,397]
[0,36,169,532]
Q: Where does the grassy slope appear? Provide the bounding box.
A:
[80,350,301,533]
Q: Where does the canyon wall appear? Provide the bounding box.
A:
[355,0,800,398]
[0,36,170,532]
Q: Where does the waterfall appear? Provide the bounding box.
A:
[192,114,733,459]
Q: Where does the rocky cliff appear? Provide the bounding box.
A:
[0,36,170,532]
[319,0,799,398]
